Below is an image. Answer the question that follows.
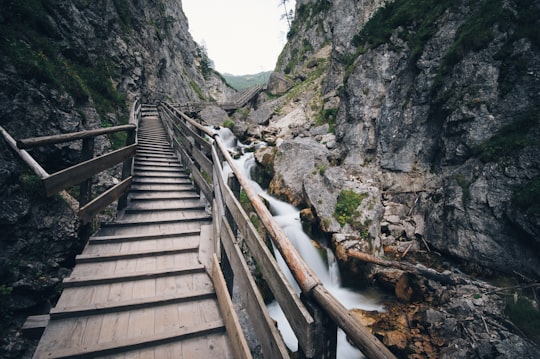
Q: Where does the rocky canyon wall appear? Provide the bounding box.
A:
[271,0,540,277]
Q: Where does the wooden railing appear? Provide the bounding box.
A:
[159,102,396,359]
[1,100,141,224]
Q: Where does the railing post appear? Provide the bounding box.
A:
[299,293,338,359]
[117,127,136,211]
[79,137,95,206]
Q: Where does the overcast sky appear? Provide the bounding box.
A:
[182,0,296,75]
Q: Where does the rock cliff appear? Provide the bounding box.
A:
[250,0,540,356]
[0,1,232,356]
[268,0,540,279]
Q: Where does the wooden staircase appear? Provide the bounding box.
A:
[31,106,237,358]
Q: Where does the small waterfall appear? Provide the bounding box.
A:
[216,127,383,358]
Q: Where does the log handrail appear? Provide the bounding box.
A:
[159,102,397,359]
[16,124,136,149]
[1,99,141,224]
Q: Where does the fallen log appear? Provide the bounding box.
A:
[347,249,466,286]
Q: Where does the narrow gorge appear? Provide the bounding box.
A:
[1,0,539,358]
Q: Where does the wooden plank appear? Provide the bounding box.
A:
[108,212,211,226]
[198,224,213,270]
[76,246,198,263]
[62,264,205,288]
[220,219,289,359]
[43,144,137,196]
[191,164,213,202]
[191,145,213,180]
[42,319,226,359]
[79,177,133,224]
[16,124,136,149]
[175,117,212,153]
[88,229,200,244]
[22,315,50,339]
[211,254,253,359]
[50,288,216,319]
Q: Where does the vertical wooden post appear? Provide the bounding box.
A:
[220,244,235,296]
[299,293,338,359]
[117,127,136,211]
[79,137,95,206]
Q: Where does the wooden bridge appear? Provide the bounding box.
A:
[4,102,396,359]
[175,85,264,113]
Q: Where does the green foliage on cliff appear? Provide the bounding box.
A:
[513,176,540,217]
[0,0,126,117]
[473,109,539,163]
[334,190,368,227]
[112,0,133,28]
[352,0,454,61]
[288,0,331,40]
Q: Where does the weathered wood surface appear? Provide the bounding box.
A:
[32,106,240,359]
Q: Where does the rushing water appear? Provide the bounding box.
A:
[217,128,383,358]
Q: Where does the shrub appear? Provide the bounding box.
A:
[473,109,539,163]
[334,190,368,227]
[513,176,540,217]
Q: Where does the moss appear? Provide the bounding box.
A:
[0,2,126,117]
[473,109,539,163]
[513,176,540,217]
[20,172,44,199]
[352,0,454,61]
[504,293,540,345]
[333,190,368,228]
[222,119,235,130]
[454,174,471,205]
[440,0,513,74]
[315,108,337,133]
[112,0,133,29]
[189,81,206,101]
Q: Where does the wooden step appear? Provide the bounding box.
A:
[88,229,201,244]
[133,171,189,179]
[75,246,199,264]
[110,211,211,226]
[62,264,206,287]
[50,287,216,319]
[130,184,194,192]
[40,320,225,359]
[132,177,191,185]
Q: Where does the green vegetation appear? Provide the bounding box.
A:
[315,108,337,133]
[352,0,454,61]
[222,71,271,91]
[312,164,327,176]
[20,172,44,199]
[0,0,127,119]
[454,174,471,205]
[473,109,539,163]
[440,0,512,74]
[333,190,368,228]
[112,0,133,29]
[513,176,540,217]
[289,0,331,39]
[189,81,206,100]
[222,119,235,130]
[504,293,540,344]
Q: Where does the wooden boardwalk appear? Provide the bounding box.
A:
[32,107,238,358]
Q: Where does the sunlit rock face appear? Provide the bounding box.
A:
[270,0,540,277]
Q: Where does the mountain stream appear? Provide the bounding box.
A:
[217,128,383,358]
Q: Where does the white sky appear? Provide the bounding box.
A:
[182,0,296,75]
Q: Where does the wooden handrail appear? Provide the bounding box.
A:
[17,124,136,149]
[2,99,140,223]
